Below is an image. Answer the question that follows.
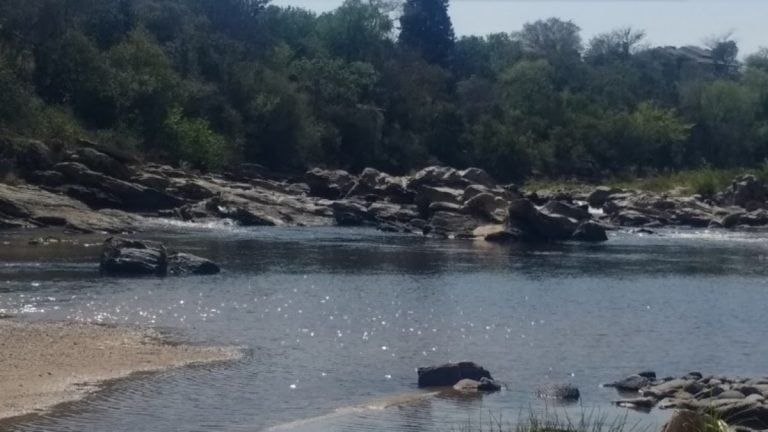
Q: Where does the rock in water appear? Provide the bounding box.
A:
[168,252,220,276]
[453,377,502,393]
[605,374,650,391]
[100,237,219,277]
[100,238,167,276]
[417,362,493,388]
[571,221,608,242]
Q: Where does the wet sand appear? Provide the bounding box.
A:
[0,319,239,422]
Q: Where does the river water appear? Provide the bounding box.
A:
[2,225,768,432]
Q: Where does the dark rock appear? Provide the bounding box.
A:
[638,371,657,379]
[131,173,171,191]
[571,221,608,242]
[588,187,623,208]
[507,198,577,241]
[458,167,495,188]
[537,384,580,401]
[172,181,216,200]
[542,201,591,221]
[718,175,767,209]
[464,193,507,222]
[100,237,167,276]
[28,170,65,187]
[304,168,355,199]
[64,185,123,209]
[100,237,219,277]
[417,362,493,388]
[331,200,373,226]
[415,186,462,215]
[605,374,649,392]
[643,379,692,398]
[484,229,524,243]
[613,397,656,410]
[427,211,483,238]
[68,147,132,180]
[168,252,220,276]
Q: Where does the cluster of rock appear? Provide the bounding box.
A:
[608,372,768,430]
[416,362,580,401]
[583,175,768,230]
[100,237,219,277]
[4,136,768,239]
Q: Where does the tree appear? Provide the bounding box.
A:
[398,0,455,67]
[585,27,646,64]
[317,0,395,63]
[518,18,582,61]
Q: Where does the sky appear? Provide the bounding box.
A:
[271,0,767,56]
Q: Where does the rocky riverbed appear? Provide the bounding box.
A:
[2,136,768,241]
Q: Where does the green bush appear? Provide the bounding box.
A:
[163,108,229,171]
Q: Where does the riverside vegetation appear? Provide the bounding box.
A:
[2,0,768,182]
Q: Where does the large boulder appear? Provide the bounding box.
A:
[463,193,508,222]
[414,186,463,216]
[55,162,181,211]
[507,199,578,241]
[417,362,493,388]
[100,238,168,276]
[604,374,650,392]
[571,221,608,242]
[168,252,220,276]
[304,168,355,199]
[331,200,373,226]
[541,201,591,221]
[67,147,133,180]
[718,175,767,209]
[427,211,483,238]
[100,237,220,277]
[588,186,622,208]
[458,167,495,188]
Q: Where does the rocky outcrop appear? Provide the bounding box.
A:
[100,237,219,277]
[417,362,493,388]
[717,175,767,210]
[606,372,768,429]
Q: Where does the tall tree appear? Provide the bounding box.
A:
[398,0,455,67]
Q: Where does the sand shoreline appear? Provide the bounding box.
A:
[0,319,240,424]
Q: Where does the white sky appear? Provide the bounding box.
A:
[271,0,768,56]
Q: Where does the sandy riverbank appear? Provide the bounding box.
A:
[0,319,239,423]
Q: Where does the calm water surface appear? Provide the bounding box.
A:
[2,225,768,432]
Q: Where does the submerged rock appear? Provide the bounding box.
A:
[605,374,650,392]
[536,384,581,401]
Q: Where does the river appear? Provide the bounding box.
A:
[2,225,768,432]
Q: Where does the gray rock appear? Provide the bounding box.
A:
[507,199,578,241]
[717,390,746,400]
[613,397,656,410]
[542,201,590,221]
[168,252,220,276]
[571,220,608,242]
[304,168,355,199]
[100,238,167,276]
[605,374,650,392]
[453,377,501,393]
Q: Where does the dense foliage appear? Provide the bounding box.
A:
[1,0,767,180]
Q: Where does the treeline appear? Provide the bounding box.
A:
[1,0,768,181]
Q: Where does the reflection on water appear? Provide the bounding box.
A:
[2,226,768,431]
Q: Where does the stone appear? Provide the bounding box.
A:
[717,390,746,400]
[458,167,495,188]
[613,397,656,410]
[168,252,220,276]
[427,211,483,238]
[304,168,355,199]
[100,238,167,276]
[418,362,493,388]
[588,186,622,208]
[415,186,462,215]
[68,147,132,180]
[542,201,590,221]
[571,221,608,242]
[605,374,650,392]
[507,198,577,241]
[453,377,502,393]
